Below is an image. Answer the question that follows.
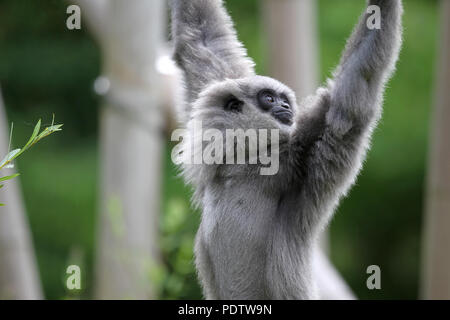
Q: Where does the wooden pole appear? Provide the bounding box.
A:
[74,0,165,299]
[0,88,43,299]
[262,0,319,98]
[421,0,450,300]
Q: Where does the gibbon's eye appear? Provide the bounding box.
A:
[264,93,275,104]
[257,89,277,111]
[225,98,243,112]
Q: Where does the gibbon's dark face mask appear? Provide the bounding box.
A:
[257,89,293,125]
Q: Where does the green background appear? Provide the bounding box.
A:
[0,0,438,299]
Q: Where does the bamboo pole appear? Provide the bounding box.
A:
[0,87,43,299]
[73,0,165,299]
[421,0,450,300]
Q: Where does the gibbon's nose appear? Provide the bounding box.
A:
[280,103,290,109]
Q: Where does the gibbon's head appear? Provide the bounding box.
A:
[190,75,298,133]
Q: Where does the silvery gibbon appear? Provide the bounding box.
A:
[170,0,403,299]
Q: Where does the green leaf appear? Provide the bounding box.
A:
[0,148,21,169]
[21,119,41,152]
[0,184,4,189]
[0,117,62,207]
[0,173,20,182]
[35,124,63,143]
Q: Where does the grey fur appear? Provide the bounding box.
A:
[171,0,403,299]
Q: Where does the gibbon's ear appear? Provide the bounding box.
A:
[171,0,255,106]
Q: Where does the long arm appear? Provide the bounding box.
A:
[291,0,403,226]
[171,0,255,114]
[328,0,403,133]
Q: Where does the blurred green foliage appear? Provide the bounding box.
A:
[0,0,438,299]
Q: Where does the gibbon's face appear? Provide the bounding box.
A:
[192,75,297,133]
[255,89,293,125]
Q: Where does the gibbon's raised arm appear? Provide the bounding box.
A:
[291,0,403,220]
[329,0,403,130]
[171,0,255,108]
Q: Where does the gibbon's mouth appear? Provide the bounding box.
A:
[272,109,293,125]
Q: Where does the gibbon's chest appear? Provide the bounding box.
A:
[200,176,280,244]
